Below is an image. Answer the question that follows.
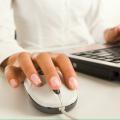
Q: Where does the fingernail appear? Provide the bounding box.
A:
[49,76,62,90]
[31,74,41,86]
[68,77,78,89]
[10,79,18,88]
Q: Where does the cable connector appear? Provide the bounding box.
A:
[59,106,65,112]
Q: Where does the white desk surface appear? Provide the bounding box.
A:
[0,71,120,119]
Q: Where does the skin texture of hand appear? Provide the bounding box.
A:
[3,52,78,90]
[105,25,120,44]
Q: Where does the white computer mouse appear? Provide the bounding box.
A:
[24,75,78,114]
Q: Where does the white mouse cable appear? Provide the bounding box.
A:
[59,107,78,120]
[57,91,79,120]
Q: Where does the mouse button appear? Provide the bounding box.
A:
[30,83,51,97]
[27,84,61,108]
[24,79,50,97]
[31,93,61,108]
[60,86,78,106]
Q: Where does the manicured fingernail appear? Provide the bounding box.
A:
[31,74,41,86]
[68,77,78,89]
[49,76,62,90]
[10,79,18,88]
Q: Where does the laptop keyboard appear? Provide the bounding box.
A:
[74,46,120,63]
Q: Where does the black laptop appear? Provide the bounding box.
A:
[68,43,120,81]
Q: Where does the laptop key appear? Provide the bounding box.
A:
[112,60,120,63]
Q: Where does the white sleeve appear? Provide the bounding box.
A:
[0,0,25,64]
[86,0,109,44]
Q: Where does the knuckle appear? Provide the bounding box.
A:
[36,52,49,60]
[56,53,68,60]
[18,52,29,59]
[4,65,14,78]
[5,65,13,72]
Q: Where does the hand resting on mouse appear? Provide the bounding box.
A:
[1,52,78,90]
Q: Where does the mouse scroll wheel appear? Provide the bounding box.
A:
[53,90,60,95]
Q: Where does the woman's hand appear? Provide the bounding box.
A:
[3,52,78,90]
[105,25,120,44]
